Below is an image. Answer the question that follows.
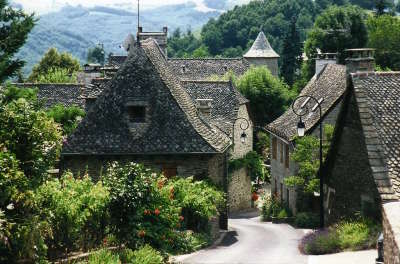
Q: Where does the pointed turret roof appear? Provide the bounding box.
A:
[244,32,280,59]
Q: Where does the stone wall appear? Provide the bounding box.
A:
[325,92,380,222]
[228,167,252,212]
[270,99,343,215]
[231,104,253,160]
[383,202,400,264]
[245,58,278,76]
[61,153,223,185]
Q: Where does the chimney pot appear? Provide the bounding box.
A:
[345,48,375,74]
[315,52,338,75]
[163,26,168,33]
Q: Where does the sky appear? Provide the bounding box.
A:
[12,0,219,14]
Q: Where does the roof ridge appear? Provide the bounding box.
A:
[141,39,231,152]
[13,83,84,86]
[168,58,243,61]
[181,80,230,83]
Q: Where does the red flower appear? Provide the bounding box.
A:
[144,209,151,216]
[251,192,259,201]
[157,179,165,189]
[138,230,146,238]
[179,216,184,222]
[154,208,160,216]
[103,238,108,245]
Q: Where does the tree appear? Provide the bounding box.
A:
[36,67,77,83]
[304,5,368,76]
[235,67,296,126]
[367,15,400,70]
[28,48,80,82]
[87,45,105,65]
[46,104,85,135]
[167,28,202,58]
[0,0,35,82]
[280,17,303,86]
[192,45,210,58]
[0,85,62,184]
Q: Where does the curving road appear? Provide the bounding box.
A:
[174,211,308,264]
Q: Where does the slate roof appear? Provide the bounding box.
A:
[244,32,279,59]
[106,55,250,80]
[181,80,248,135]
[82,78,111,99]
[351,72,400,200]
[168,58,250,80]
[14,83,85,108]
[266,64,347,141]
[62,39,231,155]
[108,55,127,67]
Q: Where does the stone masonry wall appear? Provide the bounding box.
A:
[229,104,253,212]
[270,100,343,215]
[229,167,252,212]
[383,202,400,264]
[325,92,380,222]
[245,58,278,77]
[61,154,222,185]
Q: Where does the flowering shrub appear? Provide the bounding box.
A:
[34,172,110,253]
[166,177,225,233]
[102,162,181,251]
[120,245,163,264]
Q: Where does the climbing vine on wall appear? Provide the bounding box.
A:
[229,151,268,182]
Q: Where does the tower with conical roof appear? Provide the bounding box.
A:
[243,31,280,76]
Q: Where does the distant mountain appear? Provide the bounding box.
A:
[16,3,222,75]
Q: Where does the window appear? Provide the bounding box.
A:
[128,106,146,123]
[280,142,284,164]
[272,137,277,159]
[280,183,283,201]
[162,167,177,178]
[286,188,290,203]
[285,144,290,169]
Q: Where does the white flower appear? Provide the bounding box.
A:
[6,203,14,210]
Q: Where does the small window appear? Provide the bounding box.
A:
[162,167,177,178]
[272,137,277,159]
[128,106,146,123]
[280,183,283,201]
[285,144,290,169]
[280,142,284,164]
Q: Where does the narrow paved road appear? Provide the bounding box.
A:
[174,211,308,264]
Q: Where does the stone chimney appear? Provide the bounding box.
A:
[345,49,375,74]
[196,99,213,118]
[315,53,338,75]
[137,27,168,57]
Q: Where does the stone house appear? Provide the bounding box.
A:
[61,38,254,214]
[320,49,400,263]
[265,60,347,214]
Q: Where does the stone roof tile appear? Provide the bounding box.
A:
[266,64,347,140]
[243,31,279,58]
[352,72,400,200]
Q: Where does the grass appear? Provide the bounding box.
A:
[300,218,381,255]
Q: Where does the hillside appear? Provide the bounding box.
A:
[16,3,221,75]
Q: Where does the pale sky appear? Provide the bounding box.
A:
[12,0,221,14]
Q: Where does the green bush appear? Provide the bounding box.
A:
[277,209,289,219]
[102,162,181,251]
[336,219,378,250]
[34,172,110,252]
[229,151,266,182]
[46,104,85,135]
[166,177,224,233]
[301,218,381,255]
[261,195,281,221]
[88,249,120,264]
[120,245,163,264]
[295,212,320,229]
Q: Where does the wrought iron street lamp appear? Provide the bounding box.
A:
[292,95,324,228]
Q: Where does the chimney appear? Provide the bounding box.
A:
[345,48,375,74]
[196,99,212,118]
[315,53,338,75]
[163,26,168,34]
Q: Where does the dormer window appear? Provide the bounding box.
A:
[128,106,146,123]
